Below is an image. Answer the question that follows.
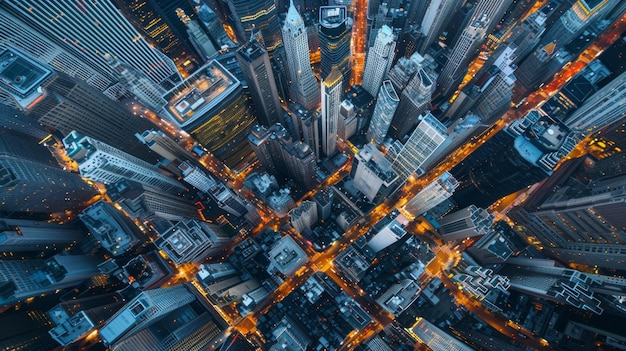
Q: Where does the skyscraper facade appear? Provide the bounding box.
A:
[450,110,578,209]
[403,172,458,217]
[227,0,283,51]
[362,25,396,97]
[236,38,282,127]
[0,0,181,88]
[282,0,320,111]
[321,69,343,157]
[366,80,399,146]
[417,0,458,54]
[319,6,351,91]
[388,111,448,182]
[63,132,186,195]
[389,65,434,140]
[541,0,614,48]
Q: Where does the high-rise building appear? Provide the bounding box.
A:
[176,9,217,61]
[515,43,571,95]
[408,317,474,351]
[437,18,487,97]
[366,80,399,146]
[80,200,142,256]
[155,220,229,264]
[388,111,448,182]
[290,200,318,233]
[0,49,159,163]
[136,130,195,166]
[162,60,257,171]
[282,0,320,111]
[450,109,578,209]
[337,99,358,141]
[467,0,513,39]
[63,132,186,195]
[403,172,458,217]
[0,253,101,307]
[389,63,434,140]
[362,25,396,97]
[227,0,282,52]
[107,179,202,222]
[321,69,343,157]
[417,0,458,54]
[314,187,334,220]
[351,143,399,202]
[0,218,84,254]
[437,205,494,241]
[236,38,282,127]
[112,0,201,66]
[541,0,615,48]
[0,0,181,88]
[319,6,351,91]
[0,132,97,215]
[563,70,626,135]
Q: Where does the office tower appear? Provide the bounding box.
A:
[0,104,48,140]
[321,69,343,157]
[437,205,494,241]
[408,317,474,351]
[314,187,334,220]
[176,9,216,61]
[497,260,626,315]
[452,266,510,313]
[337,99,358,140]
[388,111,447,182]
[376,278,421,316]
[389,63,434,140]
[80,200,142,256]
[197,4,232,48]
[417,0,458,54]
[468,0,513,39]
[564,70,626,135]
[112,0,200,66]
[366,80,399,145]
[227,0,282,52]
[0,49,159,163]
[437,17,487,97]
[500,10,548,65]
[290,201,318,233]
[541,0,615,48]
[470,46,517,124]
[100,284,225,350]
[0,218,84,254]
[0,9,117,95]
[249,124,318,189]
[244,172,295,216]
[386,52,422,93]
[136,130,195,165]
[155,220,229,264]
[345,85,376,132]
[0,0,181,88]
[362,25,396,97]
[0,253,100,307]
[107,179,202,222]
[403,172,458,217]
[0,132,96,215]
[287,104,320,158]
[236,37,282,127]
[282,0,320,111]
[178,161,221,193]
[508,155,626,270]
[450,110,578,209]
[351,143,398,202]
[64,132,186,195]
[104,53,167,111]
[319,6,351,91]
[465,221,526,264]
[162,60,257,171]
[367,214,409,253]
[515,44,571,95]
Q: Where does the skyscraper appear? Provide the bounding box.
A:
[388,111,448,183]
[0,0,181,88]
[515,43,570,95]
[437,205,494,241]
[408,317,474,351]
[162,60,257,171]
[450,109,578,209]
[362,25,396,97]
[321,69,343,157]
[403,172,458,217]
[177,9,217,61]
[79,200,142,256]
[417,0,458,54]
[319,6,351,91]
[155,220,229,264]
[563,70,626,135]
[0,132,97,214]
[437,18,487,97]
[541,0,615,48]
[0,218,84,254]
[227,0,283,51]
[366,80,399,146]
[236,38,282,127]
[63,132,186,195]
[351,143,398,202]
[0,49,159,163]
[282,0,320,111]
[389,63,434,140]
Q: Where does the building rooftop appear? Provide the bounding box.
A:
[79,201,140,256]
[356,143,398,184]
[268,235,308,276]
[0,49,51,107]
[163,60,238,127]
[319,6,347,27]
